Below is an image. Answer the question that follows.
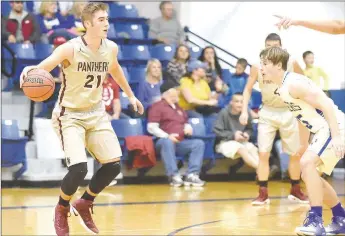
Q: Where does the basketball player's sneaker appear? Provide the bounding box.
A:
[325,216,345,235]
[170,175,184,187]
[53,204,70,236]
[252,187,270,205]
[72,199,99,234]
[288,184,309,204]
[184,173,205,187]
[295,211,326,235]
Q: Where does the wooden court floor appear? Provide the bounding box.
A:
[2,179,345,235]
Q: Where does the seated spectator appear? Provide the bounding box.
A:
[2,1,41,44]
[149,1,184,45]
[33,2,74,16]
[102,74,130,120]
[70,2,87,35]
[147,80,205,187]
[303,51,330,92]
[213,92,259,170]
[137,59,163,111]
[220,58,249,107]
[36,2,76,43]
[198,46,228,94]
[165,44,190,85]
[178,60,219,118]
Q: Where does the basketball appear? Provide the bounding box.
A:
[22,69,55,102]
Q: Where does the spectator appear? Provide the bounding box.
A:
[302,51,330,92]
[1,1,41,44]
[213,92,259,170]
[137,59,163,111]
[178,60,219,118]
[102,74,130,120]
[220,58,249,108]
[165,44,190,85]
[147,80,205,187]
[33,2,74,16]
[36,2,76,43]
[148,1,184,45]
[70,2,87,35]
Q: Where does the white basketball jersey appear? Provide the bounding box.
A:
[58,36,117,109]
[278,72,345,133]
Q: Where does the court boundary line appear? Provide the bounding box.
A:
[2,194,344,210]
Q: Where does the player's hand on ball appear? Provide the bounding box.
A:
[128,96,144,115]
[273,15,295,30]
[332,136,345,159]
[239,111,248,125]
[20,66,39,88]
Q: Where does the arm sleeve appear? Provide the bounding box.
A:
[244,110,254,138]
[147,123,169,138]
[1,17,11,40]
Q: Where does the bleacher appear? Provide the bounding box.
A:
[2,1,344,183]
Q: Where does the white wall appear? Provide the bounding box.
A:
[178,2,345,89]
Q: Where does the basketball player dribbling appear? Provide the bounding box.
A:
[260,46,345,236]
[273,15,345,235]
[20,3,144,236]
[239,33,308,205]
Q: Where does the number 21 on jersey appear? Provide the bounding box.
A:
[84,75,101,88]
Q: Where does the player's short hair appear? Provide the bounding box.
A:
[265,33,282,45]
[237,58,248,68]
[303,50,314,59]
[259,46,290,70]
[81,2,109,28]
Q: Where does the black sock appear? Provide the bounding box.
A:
[81,191,96,202]
[258,181,268,188]
[291,179,300,186]
[58,196,70,207]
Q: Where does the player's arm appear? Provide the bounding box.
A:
[274,15,345,34]
[108,44,144,114]
[239,65,258,125]
[288,80,340,139]
[20,43,73,87]
[292,60,304,75]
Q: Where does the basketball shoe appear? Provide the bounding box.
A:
[72,199,99,234]
[53,204,70,236]
[325,216,345,235]
[295,211,326,235]
[288,184,309,204]
[252,187,270,205]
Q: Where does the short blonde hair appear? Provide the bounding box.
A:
[39,2,57,15]
[146,59,162,81]
[81,2,109,27]
[259,46,290,70]
[72,2,88,18]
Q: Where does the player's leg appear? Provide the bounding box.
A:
[253,118,277,205]
[71,114,122,234]
[295,150,326,235]
[52,110,89,236]
[279,114,308,203]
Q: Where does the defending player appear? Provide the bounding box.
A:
[20,3,144,236]
[239,33,308,205]
[260,46,345,235]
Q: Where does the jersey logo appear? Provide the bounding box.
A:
[285,102,302,112]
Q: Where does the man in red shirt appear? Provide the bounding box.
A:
[102,74,129,120]
[147,80,205,187]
